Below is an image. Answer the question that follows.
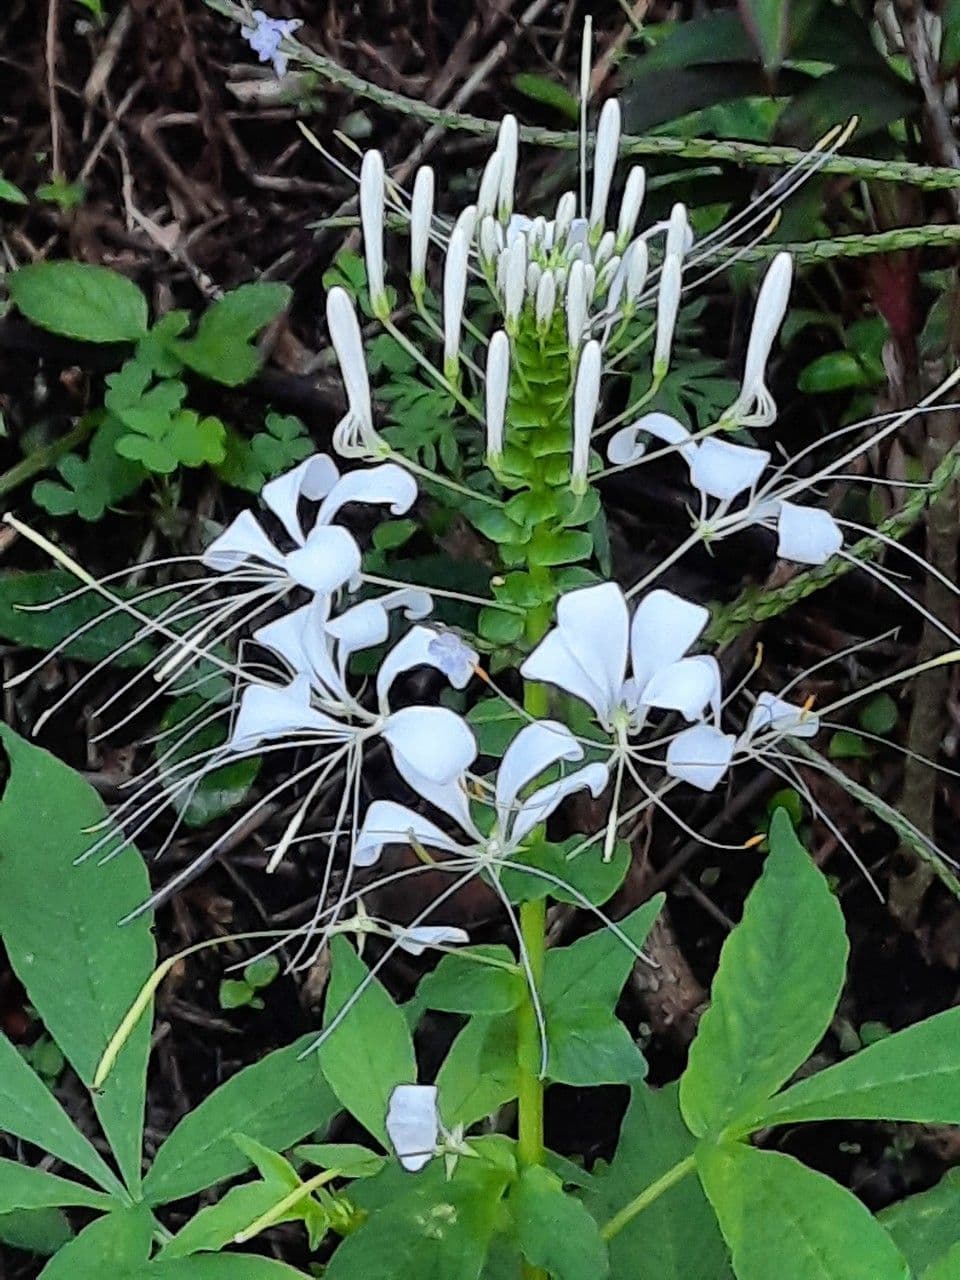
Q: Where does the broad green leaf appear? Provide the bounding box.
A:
[318,937,416,1145]
[746,1006,960,1132]
[0,1157,113,1213]
[144,1034,338,1205]
[680,811,847,1138]
[416,946,522,1015]
[436,1014,519,1128]
[586,1084,732,1280]
[512,1166,608,1280]
[0,725,155,1193]
[0,1034,121,1194]
[541,899,662,1085]
[697,1143,909,1280]
[157,1181,283,1259]
[147,1258,310,1278]
[924,1243,960,1280]
[295,1143,385,1178]
[9,262,148,342]
[738,0,789,70]
[879,1170,960,1276]
[37,1205,155,1278]
[512,72,579,120]
[324,1153,511,1280]
[0,1207,73,1255]
[172,283,292,386]
[501,836,631,907]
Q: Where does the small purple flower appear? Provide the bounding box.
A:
[241,9,302,78]
[427,632,478,686]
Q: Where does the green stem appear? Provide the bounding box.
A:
[599,1154,697,1242]
[0,416,95,499]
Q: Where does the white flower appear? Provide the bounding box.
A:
[360,150,387,317]
[571,340,601,494]
[744,691,819,742]
[589,98,621,238]
[391,923,470,956]
[203,455,415,596]
[485,329,510,466]
[353,719,608,870]
[616,166,646,252]
[689,439,771,503]
[241,10,302,77]
[723,252,793,427]
[666,723,736,792]
[326,287,384,459]
[607,411,698,469]
[776,502,843,564]
[410,166,434,294]
[426,631,479,685]
[521,582,718,733]
[653,255,682,378]
[443,221,470,379]
[496,115,519,223]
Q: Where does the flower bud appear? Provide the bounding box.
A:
[485,329,510,465]
[536,270,557,333]
[589,98,621,238]
[443,223,470,380]
[572,339,602,493]
[410,165,434,296]
[503,233,527,334]
[496,114,519,222]
[477,150,503,221]
[566,259,588,354]
[555,190,577,243]
[360,150,387,317]
[653,254,682,378]
[665,202,692,260]
[615,166,646,252]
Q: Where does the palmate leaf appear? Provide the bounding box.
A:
[0,726,156,1195]
[879,1170,960,1278]
[679,810,847,1139]
[697,1143,909,1280]
[37,1205,155,1278]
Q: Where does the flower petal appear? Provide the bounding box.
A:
[495,720,583,824]
[555,583,629,718]
[283,525,362,595]
[640,655,721,722]
[689,439,769,502]
[261,454,340,545]
[254,602,315,675]
[202,510,286,574]
[511,762,609,847]
[326,601,390,665]
[393,924,470,956]
[520,629,609,722]
[776,502,843,565]
[607,412,697,468]
[745,691,820,741]
[315,462,418,527]
[382,706,478,784]
[629,589,709,690]
[376,625,473,709]
[665,724,735,792]
[353,800,464,868]
[228,675,344,751]
[386,1084,439,1173]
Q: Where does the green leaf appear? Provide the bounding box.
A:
[924,1243,960,1280]
[148,1255,311,1278]
[679,810,847,1138]
[37,1205,155,1278]
[33,417,146,521]
[797,350,883,394]
[416,946,523,1015]
[511,1165,608,1280]
[746,1005,960,1131]
[0,1034,120,1194]
[858,693,899,736]
[879,1170,960,1277]
[158,1181,285,1259]
[172,283,292,386]
[586,1084,732,1280]
[318,938,416,1145]
[324,1155,511,1280]
[478,606,525,646]
[512,72,579,121]
[738,0,789,71]
[545,1009,647,1087]
[0,175,28,204]
[143,1034,338,1205]
[0,725,156,1194]
[158,695,260,828]
[526,530,594,568]
[436,1014,519,1128]
[697,1143,909,1280]
[9,263,148,342]
[295,1143,385,1178]
[0,1207,73,1256]
[501,836,631,907]
[0,1158,114,1213]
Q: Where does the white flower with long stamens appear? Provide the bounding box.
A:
[203,455,415,596]
[326,287,386,459]
[572,340,601,494]
[443,222,470,381]
[589,98,621,241]
[409,165,434,297]
[723,252,793,427]
[521,583,717,734]
[616,166,646,252]
[360,150,388,318]
[653,255,683,379]
[354,719,607,872]
[485,329,510,467]
[496,114,519,223]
